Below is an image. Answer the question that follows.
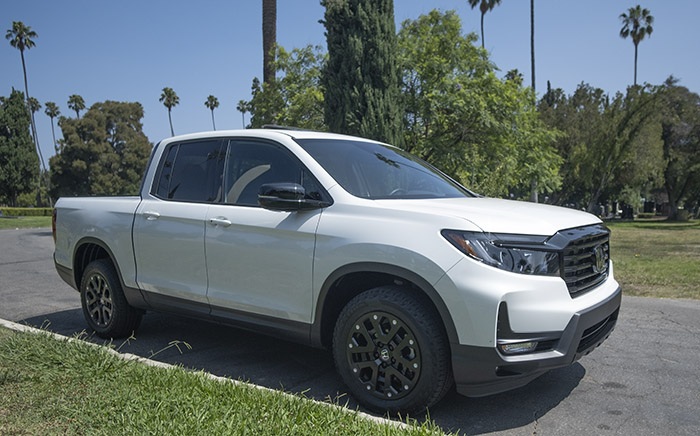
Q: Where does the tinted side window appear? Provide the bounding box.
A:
[224,140,323,206]
[155,140,225,202]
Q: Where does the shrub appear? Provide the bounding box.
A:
[0,207,53,217]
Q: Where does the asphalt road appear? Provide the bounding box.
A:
[1,227,699,435]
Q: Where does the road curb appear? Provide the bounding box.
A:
[0,317,410,430]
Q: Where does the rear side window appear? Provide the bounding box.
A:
[153,140,225,203]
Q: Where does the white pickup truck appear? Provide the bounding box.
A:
[53,128,621,413]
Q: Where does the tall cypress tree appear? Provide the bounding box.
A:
[321,0,403,145]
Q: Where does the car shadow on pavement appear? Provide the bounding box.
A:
[21,309,585,435]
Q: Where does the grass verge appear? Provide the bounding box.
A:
[0,326,448,436]
[0,216,51,230]
[607,220,700,299]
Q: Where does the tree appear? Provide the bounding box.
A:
[49,101,152,198]
[0,89,39,206]
[237,99,248,128]
[246,45,326,130]
[27,97,41,114]
[5,21,46,183]
[657,78,700,220]
[67,94,86,118]
[620,5,654,86]
[398,10,560,197]
[530,0,535,91]
[538,82,663,211]
[262,0,277,85]
[44,101,60,149]
[467,0,502,49]
[204,95,219,130]
[159,87,179,136]
[321,0,403,145]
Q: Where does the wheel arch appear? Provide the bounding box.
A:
[72,237,148,309]
[311,262,459,349]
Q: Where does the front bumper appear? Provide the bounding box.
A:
[452,285,621,397]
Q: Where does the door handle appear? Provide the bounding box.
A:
[209,217,232,227]
[143,211,160,220]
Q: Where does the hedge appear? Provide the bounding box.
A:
[0,207,54,217]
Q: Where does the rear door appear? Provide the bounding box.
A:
[133,139,225,311]
[204,138,326,323]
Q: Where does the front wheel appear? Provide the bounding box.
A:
[80,259,142,338]
[332,286,452,414]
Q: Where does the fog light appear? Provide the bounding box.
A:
[499,341,538,354]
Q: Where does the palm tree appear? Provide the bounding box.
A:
[204,95,219,130]
[6,21,46,174]
[67,94,85,118]
[44,102,60,149]
[159,87,179,136]
[262,0,277,84]
[27,97,41,115]
[530,0,535,91]
[237,100,248,128]
[619,5,654,86]
[468,0,502,49]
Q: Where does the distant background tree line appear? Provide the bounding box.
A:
[2,2,698,221]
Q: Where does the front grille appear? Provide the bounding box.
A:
[559,225,610,298]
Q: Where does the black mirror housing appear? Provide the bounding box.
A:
[258,183,328,211]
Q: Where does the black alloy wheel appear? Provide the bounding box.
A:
[80,259,142,338]
[333,286,452,414]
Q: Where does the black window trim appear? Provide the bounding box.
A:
[149,136,333,207]
[150,138,226,204]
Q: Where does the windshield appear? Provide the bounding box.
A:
[295,139,473,200]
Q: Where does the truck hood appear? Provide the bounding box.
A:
[378,197,601,236]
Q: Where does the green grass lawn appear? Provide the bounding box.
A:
[0,216,51,230]
[607,220,700,299]
[0,327,447,436]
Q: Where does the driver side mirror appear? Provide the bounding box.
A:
[258,183,329,211]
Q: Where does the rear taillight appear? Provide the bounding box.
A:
[52,208,57,243]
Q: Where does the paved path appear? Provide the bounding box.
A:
[1,227,699,435]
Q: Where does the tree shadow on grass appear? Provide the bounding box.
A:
[21,309,584,435]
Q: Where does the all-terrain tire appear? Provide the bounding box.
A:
[80,259,142,338]
[332,286,453,414]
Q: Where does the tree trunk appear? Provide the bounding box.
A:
[50,119,57,150]
[530,0,535,91]
[20,49,47,206]
[241,112,245,128]
[211,110,216,130]
[633,42,638,86]
[480,11,485,49]
[262,0,277,84]
[168,109,174,136]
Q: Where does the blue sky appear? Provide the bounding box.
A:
[2,1,698,165]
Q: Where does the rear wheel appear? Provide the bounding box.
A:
[332,286,452,414]
[80,259,142,338]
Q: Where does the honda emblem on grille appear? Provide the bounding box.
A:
[593,245,607,273]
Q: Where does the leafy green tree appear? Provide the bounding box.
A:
[246,45,326,130]
[67,94,86,118]
[657,78,700,220]
[398,10,560,197]
[159,87,179,136]
[262,0,277,85]
[620,5,654,86]
[539,82,662,211]
[49,101,152,198]
[0,89,39,206]
[205,95,219,130]
[44,101,60,149]
[467,0,502,49]
[236,99,248,128]
[321,0,404,145]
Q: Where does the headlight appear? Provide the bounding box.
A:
[441,230,560,276]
